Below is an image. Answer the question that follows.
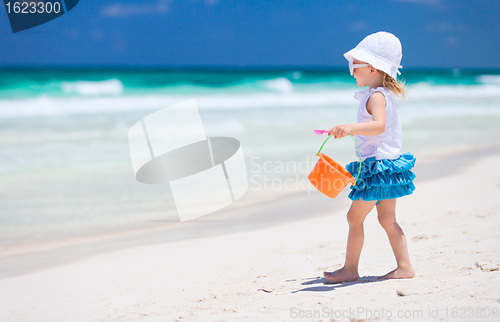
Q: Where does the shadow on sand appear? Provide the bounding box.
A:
[288,275,386,293]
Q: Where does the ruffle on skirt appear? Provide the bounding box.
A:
[345,153,416,202]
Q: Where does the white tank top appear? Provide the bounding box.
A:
[353,86,402,161]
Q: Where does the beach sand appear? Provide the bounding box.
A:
[1,146,500,321]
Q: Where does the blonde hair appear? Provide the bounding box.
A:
[381,71,406,98]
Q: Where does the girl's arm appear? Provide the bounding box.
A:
[329,92,386,138]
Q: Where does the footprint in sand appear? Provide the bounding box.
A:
[475,261,500,272]
[412,235,429,241]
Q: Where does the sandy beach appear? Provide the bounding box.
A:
[1,144,500,322]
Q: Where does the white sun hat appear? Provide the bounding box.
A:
[344,31,403,80]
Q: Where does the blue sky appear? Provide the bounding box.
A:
[0,0,499,68]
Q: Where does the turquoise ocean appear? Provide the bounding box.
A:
[1,68,500,248]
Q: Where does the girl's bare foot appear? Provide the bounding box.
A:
[323,267,359,283]
[378,266,415,279]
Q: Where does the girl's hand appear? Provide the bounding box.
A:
[329,125,352,139]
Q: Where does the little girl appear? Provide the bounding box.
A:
[324,31,416,282]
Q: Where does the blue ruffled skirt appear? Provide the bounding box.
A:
[345,153,416,202]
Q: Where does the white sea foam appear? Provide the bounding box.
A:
[0,91,355,118]
[61,79,124,96]
[1,83,499,119]
[257,77,294,92]
[476,75,500,85]
[406,82,500,100]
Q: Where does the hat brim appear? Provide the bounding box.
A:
[344,48,398,80]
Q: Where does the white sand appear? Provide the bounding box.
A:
[1,153,500,322]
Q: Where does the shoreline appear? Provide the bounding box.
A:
[1,141,500,280]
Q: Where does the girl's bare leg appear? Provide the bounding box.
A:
[376,199,415,279]
[324,199,377,282]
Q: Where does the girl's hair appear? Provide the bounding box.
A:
[381,71,406,98]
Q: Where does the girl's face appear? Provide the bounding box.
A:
[352,58,372,87]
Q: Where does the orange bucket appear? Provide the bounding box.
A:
[308,133,361,198]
